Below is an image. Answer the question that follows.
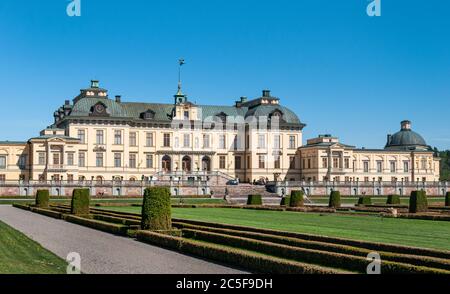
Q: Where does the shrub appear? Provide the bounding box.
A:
[71,189,90,215]
[446,192,450,207]
[280,196,291,206]
[289,191,304,207]
[387,194,401,205]
[328,191,341,208]
[35,190,50,208]
[65,215,128,236]
[357,196,371,206]
[409,190,428,213]
[141,187,172,230]
[247,194,262,205]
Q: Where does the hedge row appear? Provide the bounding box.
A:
[394,214,450,222]
[65,215,129,236]
[286,207,336,213]
[92,214,141,226]
[12,203,31,211]
[30,207,63,219]
[182,229,449,274]
[173,222,450,271]
[136,230,344,274]
[171,218,450,260]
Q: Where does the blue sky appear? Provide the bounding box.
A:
[0,0,449,149]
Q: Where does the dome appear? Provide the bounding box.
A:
[385,120,429,151]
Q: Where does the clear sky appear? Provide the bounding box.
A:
[0,0,449,149]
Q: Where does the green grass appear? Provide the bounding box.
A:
[310,196,445,205]
[0,220,67,274]
[100,206,450,251]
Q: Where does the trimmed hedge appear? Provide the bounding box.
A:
[136,230,344,274]
[93,214,141,226]
[247,194,262,205]
[30,207,62,219]
[328,191,341,208]
[387,194,401,205]
[71,189,90,215]
[357,196,371,206]
[446,192,450,207]
[171,218,450,260]
[409,190,428,213]
[173,222,450,272]
[141,187,172,230]
[65,215,129,236]
[289,191,304,207]
[280,197,291,206]
[12,203,31,211]
[35,190,50,208]
[182,229,448,274]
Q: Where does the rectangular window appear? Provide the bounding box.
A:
[114,130,122,145]
[345,158,350,169]
[390,161,396,173]
[322,158,328,168]
[38,153,46,165]
[308,159,311,169]
[183,134,190,147]
[219,135,226,149]
[274,155,281,169]
[146,133,154,147]
[67,153,74,166]
[290,156,295,169]
[184,111,189,120]
[53,153,60,165]
[163,133,171,147]
[364,177,370,182]
[129,132,137,147]
[235,156,241,170]
[203,134,210,148]
[258,155,265,169]
[289,136,296,149]
[0,174,5,182]
[258,134,265,149]
[233,135,240,150]
[114,153,122,168]
[0,156,6,169]
[18,155,27,169]
[77,130,86,144]
[219,156,226,169]
[129,154,137,169]
[377,161,383,173]
[67,174,74,183]
[96,153,104,167]
[404,161,410,172]
[247,156,251,169]
[96,130,104,145]
[274,135,281,149]
[146,154,153,169]
[421,159,427,170]
[363,161,369,173]
[78,152,85,167]
[333,158,339,169]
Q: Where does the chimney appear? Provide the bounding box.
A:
[401,120,411,130]
[262,90,271,98]
[115,95,121,103]
[240,96,247,103]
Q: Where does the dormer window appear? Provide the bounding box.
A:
[141,109,155,120]
[90,102,109,117]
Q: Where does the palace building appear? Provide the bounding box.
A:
[0,80,440,187]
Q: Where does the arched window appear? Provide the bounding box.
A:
[202,156,211,171]
[162,155,172,173]
[182,156,192,172]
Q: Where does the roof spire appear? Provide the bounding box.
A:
[174,58,187,104]
[177,58,185,96]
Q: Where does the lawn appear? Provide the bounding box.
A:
[0,220,67,274]
[309,196,445,205]
[101,206,450,251]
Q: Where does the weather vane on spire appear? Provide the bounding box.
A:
[177,58,185,95]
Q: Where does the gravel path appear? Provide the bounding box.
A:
[0,205,246,274]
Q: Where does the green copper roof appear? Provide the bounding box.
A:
[66,97,304,126]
